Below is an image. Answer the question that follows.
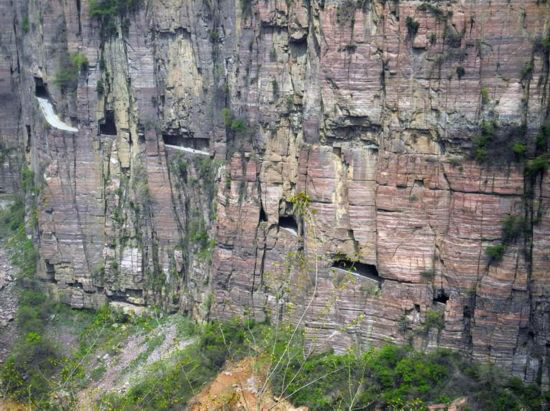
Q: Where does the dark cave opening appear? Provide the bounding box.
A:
[331,259,381,282]
[45,260,55,280]
[34,77,48,98]
[279,215,298,233]
[259,205,267,222]
[163,134,184,146]
[433,289,450,304]
[162,134,209,150]
[99,110,117,135]
[25,125,31,150]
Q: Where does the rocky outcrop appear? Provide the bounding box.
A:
[0,0,549,385]
[0,246,17,362]
[0,0,21,195]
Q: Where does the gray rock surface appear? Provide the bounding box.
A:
[0,246,17,362]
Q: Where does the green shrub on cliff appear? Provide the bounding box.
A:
[481,87,490,105]
[472,119,497,162]
[512,142,527,158]
[484,215,527,265]
[21,16,29,33]
[525,154,550,176]
[502,215,526,243]
[221,108,248,134]
[89,0,142,18]
[89,0,142,36]
[406,16,420,36]
[417,3,446,20]
[54,52,88,92]
[486,243,506,261]
[71,52,89,72]
[424,310,444,332]
[535,121,550,151]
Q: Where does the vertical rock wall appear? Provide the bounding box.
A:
[0,0,549,384]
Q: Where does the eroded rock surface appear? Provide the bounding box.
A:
[0,0,549,385]
[0,246,17,362]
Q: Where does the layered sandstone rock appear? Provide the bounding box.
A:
[0,0,549,385]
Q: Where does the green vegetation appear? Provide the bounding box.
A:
[2,294,548,411]
[533,30,550,53]
[71,52,89,72]
[230,118,246,132]
[209,30,220,43]
[417,3,446,20]
[481,87,490,105]
[54,52,89,92]
[93,317,548,411]
[485,243,506,261]
[521,61,534,81]
[512,142,527,158]
[289,191,313,217]
[501,215,526,243]
[485,214,526,263]
[89,0,143,36]
[406,16,420,37]
[525,153,550,176]
[21,16,29,33]
[98,319,247,409]
[0,170,62,407]
[473,119,496,162]
[96,79,105,94]
[222,108,248,133]
[188,218,215,262]
[444,26,463,48]
[269,47,277,62]
[420,269,435,280]
[174,158,187,177]
[272,79,279,97]
[169,155,219,263]
[423,310,444,332]
[536,120,550,151]
[335,0,372,24]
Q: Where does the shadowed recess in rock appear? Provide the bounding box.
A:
[331,259,382,283]
[259,205,267,222]
[162,134,209,151]
[433,289,450,304]
[278,215,298,236]
[34,77,48,98]
[99,110,117,135]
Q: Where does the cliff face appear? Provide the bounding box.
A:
[1,0,550,384]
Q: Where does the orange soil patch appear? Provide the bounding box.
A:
[0,400,28,411]
[188,358,307,411]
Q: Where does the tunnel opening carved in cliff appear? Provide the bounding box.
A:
[433,289,449,304]
[34,77,48,98]
[278,215,299,236]
[259,204,268,223]
[331,258,381,283]
[99,110,117,135]
[162,134,209,151]
[44,260,55,282]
